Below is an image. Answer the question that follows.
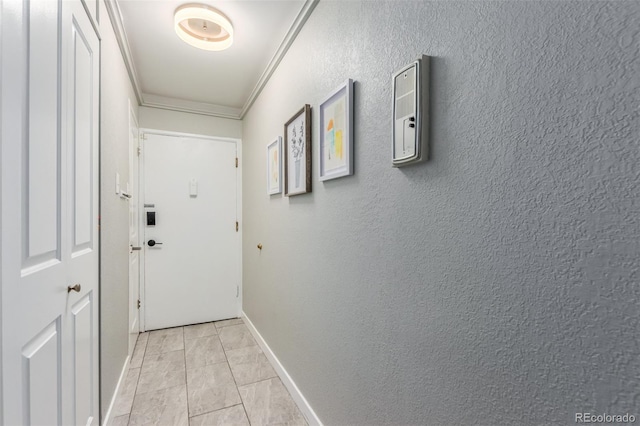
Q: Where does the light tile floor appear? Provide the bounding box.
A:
[110,318,308,426]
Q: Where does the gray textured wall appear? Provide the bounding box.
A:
[100,0,139,418]
[241,2,640,425]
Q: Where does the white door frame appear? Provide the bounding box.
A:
[0,0,4,413]
[137,128,242,332]
[128,100,140,355]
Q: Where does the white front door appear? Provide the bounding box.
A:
[128,104,141,356]
[142,132,240,331]
[1,1,100,425]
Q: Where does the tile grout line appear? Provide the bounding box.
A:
[126,332,148,426]
[183,327,192,426]
[216,321,253,426]
[238,375,281,388]
[125,321,250,424]
[133,329,187,423]
[183,325,233,421]
[184,322,246,421]
[189,403,245,420]
[185,328,251,425]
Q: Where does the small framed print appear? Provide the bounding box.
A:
[284,104,312,196]
[267,137,282,195]
[319,79,354,181]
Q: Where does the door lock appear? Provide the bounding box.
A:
[130,245,142,251]
[146,211,156,226]
[147,239,163,247]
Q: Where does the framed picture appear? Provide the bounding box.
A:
[284,104,312,196]
[319,79,354,181]
[267,137,282,195]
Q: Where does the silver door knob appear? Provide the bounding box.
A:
[68,283,81,293]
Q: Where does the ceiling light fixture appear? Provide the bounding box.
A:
[174,4,233,51]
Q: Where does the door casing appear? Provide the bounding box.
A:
[128,101,140,356]
[137,129,243,332]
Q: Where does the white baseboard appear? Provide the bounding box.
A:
[242,312,323,426]
[101,355,130,426]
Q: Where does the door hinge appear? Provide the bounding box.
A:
[137,299,141,309]
[141,133,148,140]
[235,157,238,168]
[137,146,141,156]
[235,221,239,232]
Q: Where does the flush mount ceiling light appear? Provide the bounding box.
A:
[174,4,233,51]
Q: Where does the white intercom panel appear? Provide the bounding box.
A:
[392,55,430,167]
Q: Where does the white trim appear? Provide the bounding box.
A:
[242,312,323,426]
[128,99,140,358]
[105,0,318,120]
[0,0,4,418]
[101,355,130,426]
[138,129,242,330]
[235,140,243,318]
[137,127,146,332]
[239,0,318,118]
[103,0,143,104]
[141,94,242,120]
[139,128,241,144]
[79,0,101,41]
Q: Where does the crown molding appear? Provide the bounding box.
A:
[239,0,319,118]
[142,94,242,119]
[104,0,143,105]
[105,0,318,120]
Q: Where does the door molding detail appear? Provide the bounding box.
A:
[137,128,242,331]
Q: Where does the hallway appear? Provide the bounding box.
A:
[2,0,639,424]
[110,319,307,426]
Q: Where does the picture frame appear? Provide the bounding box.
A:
[284,104,312,196]
[319,79,354,181]
[266,137,282,195]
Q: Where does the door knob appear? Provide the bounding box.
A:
[68,283,81,293]
[257,243,262,250]
[148,239,163,247]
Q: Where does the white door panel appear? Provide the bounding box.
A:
[83,0,99,27]
[143,133,239,331]
[72,295,94,426]
[66,2,100,424]
[1,0,99,424]
[24,0,62,271]
[72,18,95,252]
[22,319,62,426]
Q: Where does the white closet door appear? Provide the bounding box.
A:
[0,0,100,424]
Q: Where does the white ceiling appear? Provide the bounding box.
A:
[114,0,315,118]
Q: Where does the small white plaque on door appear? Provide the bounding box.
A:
[189,178,198,197]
